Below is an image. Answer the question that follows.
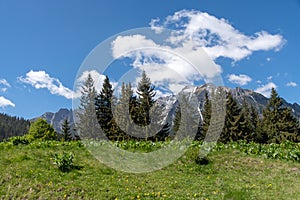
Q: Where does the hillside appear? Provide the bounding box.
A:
[0,140,299,199]
[0,113,30,141]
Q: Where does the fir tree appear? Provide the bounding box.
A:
[95,76,116,140]
[76,73,99,139]
[220,92,246,143]
[262,88,299,143]
[61,119,72,142]
[135,70,156,126]
[114,82,135,140]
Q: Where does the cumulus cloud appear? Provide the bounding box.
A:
[286,82,297,87]
[255,82,277,97]
[150,10,285,62]
[111,34,221,94]
[228,74,252,86]
[0,96,15,108]
[111,10,285,94]
[19,70,77,99]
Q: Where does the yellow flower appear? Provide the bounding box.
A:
[268,183,272,187]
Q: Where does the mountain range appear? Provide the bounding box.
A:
[32,84,300,133]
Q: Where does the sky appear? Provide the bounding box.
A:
[0,0,299,119]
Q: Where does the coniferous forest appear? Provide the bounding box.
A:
[0,113,30,141]
[76,71,300,144]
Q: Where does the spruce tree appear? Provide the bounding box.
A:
[262,88,299,143]
[61,119,72,141]
[135,70,156,126]
[76,73,99,139]
[220,92,246,143]
[95,76,116,140]
[114,82,135,140]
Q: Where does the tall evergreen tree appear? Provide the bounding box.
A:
[262,88,299,143]
[135,70,156,126]
[220,92,246,143]
[240,100,253,142]
[61,119,72,141]
[114,82,135,140]
[76,73,99,139]
[95,76,116,140]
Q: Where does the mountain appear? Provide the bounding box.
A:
[31,108,75,134]
[32,84,300,133]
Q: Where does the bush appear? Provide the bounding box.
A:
[51,151,75,172]
[10,136,30,145]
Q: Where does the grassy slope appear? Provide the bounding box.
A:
[0,141,299,200]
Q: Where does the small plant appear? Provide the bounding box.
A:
[51,151,74,172]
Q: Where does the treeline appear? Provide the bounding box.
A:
[0,113,30,141]
[76,71,300,144]
[202,88,300,144]
[77,71,169,141]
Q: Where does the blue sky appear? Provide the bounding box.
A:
[0,0,299,119]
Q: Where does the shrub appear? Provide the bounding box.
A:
[51,151,75,172]
[10,136,30,145]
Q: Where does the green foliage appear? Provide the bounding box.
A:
[134,70,156,127]
[61,119,72,142]
[262,88,299,143]
[213,140,300,162]
[221,93,246,142]
[0,113,30,141]
[95,76,117,140]
[10,136,30,145]
[28,118,57,141]
[0,139,300,199]
[51,151,75,172]
[76,73,99,139]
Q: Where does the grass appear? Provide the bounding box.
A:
[0,140,299,199]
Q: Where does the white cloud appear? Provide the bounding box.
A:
[111,10,285,95]
[19,70,77,99]
[0,96,15,108]
[267,76,273,81]
[266,57,271,62]
[286,82,297,87]
[151,10,285,62]
[111,34,221,94]
[0,79,10,87]
[228,74,252,86]
[77,70,117,92]
[0,78,11,93]
[255,82,277,97]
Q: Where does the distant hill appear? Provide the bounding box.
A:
[0,113,30,141]
[32,84,300,133]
